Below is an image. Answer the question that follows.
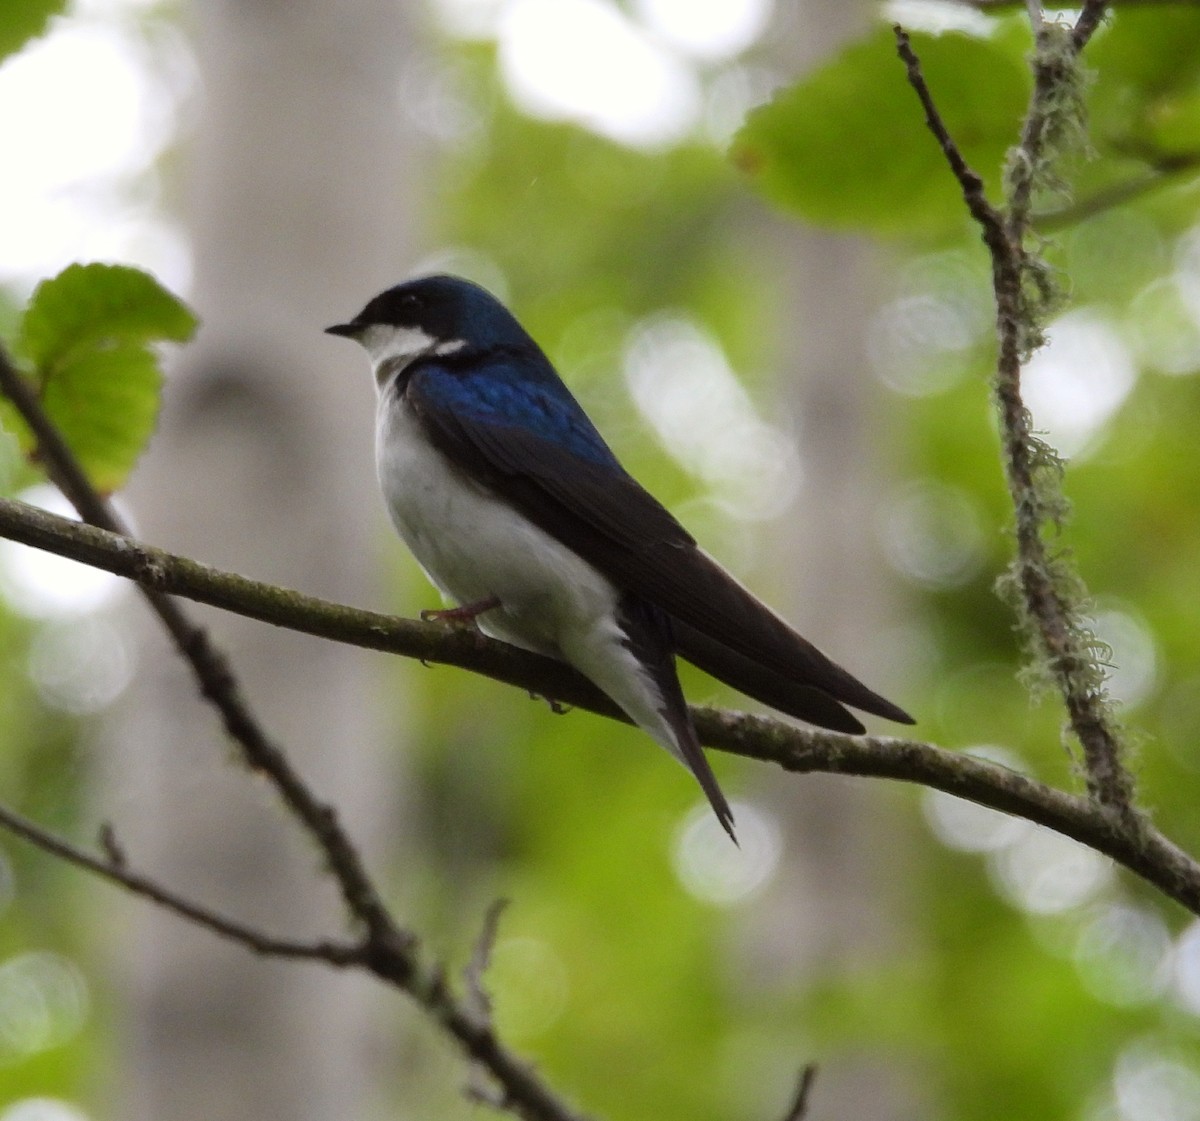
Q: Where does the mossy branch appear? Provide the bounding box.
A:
[894,6,1137,828]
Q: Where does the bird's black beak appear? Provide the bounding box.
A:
[325,322,360,339]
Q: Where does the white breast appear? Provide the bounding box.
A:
[373,380,695,772]
[375,387,620,661]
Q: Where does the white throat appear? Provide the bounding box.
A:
[359,325,466,393]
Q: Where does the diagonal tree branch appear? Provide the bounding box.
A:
[0,801,362,963]
[0,343,399,940]
[3,493,1200,915]
[0,348,592,1121]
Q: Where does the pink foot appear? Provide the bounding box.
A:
[421,595,501,626]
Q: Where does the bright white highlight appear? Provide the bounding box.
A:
[0,487,125,618]
[635,0,772,60]
[1023,310,1136,458]
[881,480,985,589]
[0,16,190,290]
[1073,903,1171,1008]
[923,746,1030,852]
[0,952,89,1060]
[624,315,801,521]
[989,823,1114,915]
[1172,920,1200,1016]
[29,616,136,714]
[0,1102,92,1121]
[882,0,996,36]
[673,800,782,905]
[1113,1043,1200,1121]
[1090,605,1158,709]
[498,0,700,147]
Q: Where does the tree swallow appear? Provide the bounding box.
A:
[327,275,913,841]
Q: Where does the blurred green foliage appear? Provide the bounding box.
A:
[0,0,66,65]
[3,4,1200,1121]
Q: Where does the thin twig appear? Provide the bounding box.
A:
[464,899,509,1027]
[0,799,361,962]
[780,1065,818,1121]
[892,27,1008,242]
[1072,0,1113,52]
[3,492,1200,916]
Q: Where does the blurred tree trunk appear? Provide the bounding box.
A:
[102,4,422,1119]
[748,2,920,1117]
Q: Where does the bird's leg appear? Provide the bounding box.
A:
[421,595,502,627]
[527,692,572,715]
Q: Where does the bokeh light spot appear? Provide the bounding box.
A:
[0,487,125,619]
[624,315,801,521]
[1074,903,1171,1008]
[989,824,1113,915]
[1023,310,1136,458]
[489,937,569,1040]
[673,801,782,905]
[880,480,985,589]
[1113,1042,1200,1121]
[28,615,136,715]
[634,0,772,60]
[498,0,699,147]
[1089,605,1158,709]
[0,1101,91,1121]
[0,952,89,1061]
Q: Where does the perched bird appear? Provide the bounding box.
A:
[327,275,913,840]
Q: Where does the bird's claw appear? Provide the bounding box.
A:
[421,595,502,627]
[528,691,571,715]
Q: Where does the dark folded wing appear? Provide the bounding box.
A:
[407,359,913,729]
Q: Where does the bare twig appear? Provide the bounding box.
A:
[893,27,1008,242]
[0,799,360,962]
[3,492,1200,916]
[464,899,509,1027]
[780,1065,818,1121]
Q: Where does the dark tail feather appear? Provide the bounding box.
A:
[619,596,737,842]
[673,619,914,731]
[660,696,737,843]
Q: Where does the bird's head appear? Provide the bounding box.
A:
[326,274,530,372]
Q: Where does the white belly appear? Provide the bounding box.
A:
[374,388,697,769]
[375,395,621,660]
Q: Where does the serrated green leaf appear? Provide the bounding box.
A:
[732,26,1030,239]
[19,263,196,375]
[9,263,197,493]
[0,0,67,64]
[40,345,163,494]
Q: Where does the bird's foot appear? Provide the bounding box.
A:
[421,595,502,627]
[528,691,571,715]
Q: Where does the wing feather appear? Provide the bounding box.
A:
[407,358,913,730]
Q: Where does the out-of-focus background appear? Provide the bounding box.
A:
[2,1,1200,1119]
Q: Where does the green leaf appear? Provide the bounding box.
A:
[19,262,196,374]
[6,263,197,493]
[0,0,68,64]
[732,26,1030,239]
